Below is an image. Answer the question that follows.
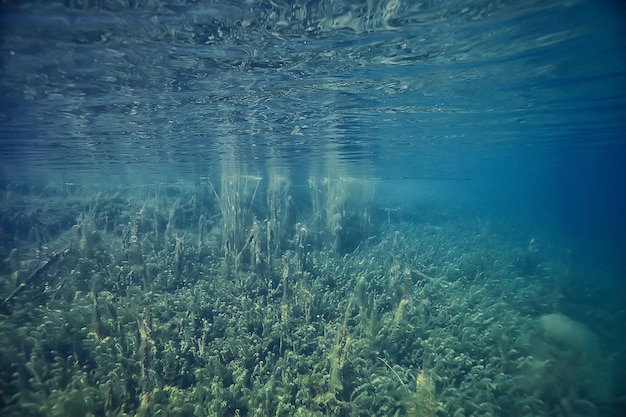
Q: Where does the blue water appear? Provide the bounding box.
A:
[1,1,626,414]
[5,0,623,270]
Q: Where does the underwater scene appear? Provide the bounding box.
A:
[1,1,625,417]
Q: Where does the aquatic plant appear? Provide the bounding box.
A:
[0,182,622,417]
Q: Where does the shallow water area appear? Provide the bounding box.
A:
[1,1,625,416]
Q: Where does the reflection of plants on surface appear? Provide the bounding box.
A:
[0,183,621,417]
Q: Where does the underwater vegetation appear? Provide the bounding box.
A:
[0,178,623,417]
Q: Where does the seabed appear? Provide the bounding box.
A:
[0,178,622,417]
